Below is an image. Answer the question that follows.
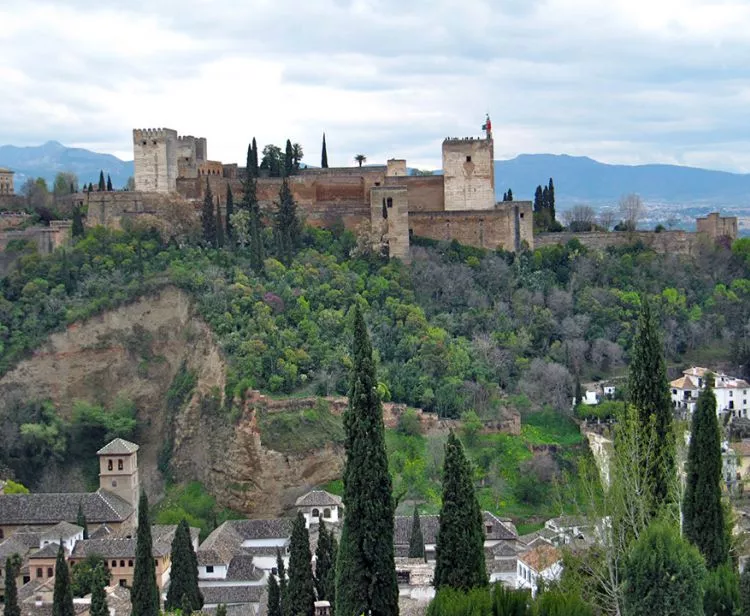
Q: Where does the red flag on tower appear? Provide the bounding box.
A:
[482,115,492,134]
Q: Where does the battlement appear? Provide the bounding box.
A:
[133,128,178,142]
[442,137,489,144]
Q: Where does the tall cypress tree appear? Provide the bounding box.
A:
[284,140,294,177]
[4,554,21,616]
[71,207,84,239]
[98,171,106,192]
[215,197,225,248]
[267,573,282,616]
[627,298,676,512]
[201,179,217,247]
[683,375,728,569]
[106,175,113,192]
[314,519,337,605]
[321,134,328,169]
[547,178,556,222]
[131,492,159,616]
[89,564,108,616]
[276,548,287,611]
[284,512,314,616]
[76,503,88,539]
[251,138,259,176]
[225,184,234,243]
[408,506,425,560]
[165,520,203,612]
[274,178,301,265]
[335,306,398,616]
[53,542,74,616]
[434,431,487,591]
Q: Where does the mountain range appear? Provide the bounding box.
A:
[1,142,749,212]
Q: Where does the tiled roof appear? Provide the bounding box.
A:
[96,439,139,455]
[483,512,518,540]
[201,584,265,605]
[394,515,439,546]
[226,555,264,581]
[0,537,32,561]
[29,543,62,559]
[197,522,245,566]
[7,527,46,549]
[734,441,750,457]
[0,490,133,525]
[89,525,114,540]
[671,376,698,390]
[229,519,294,541]
[41,522,82,541]
[71,538,137,559]
[519,543,560,573]
[294,491,342,508]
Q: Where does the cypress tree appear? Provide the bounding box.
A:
[507,188,513,201]
[4,554,21,616]
[89,564,108,616]
[547,178,556,222]
[335,306,398,616]
[321,133,328,169]
[683,375,728,569]
[314,518,336,604]
[225,184,234,243]
[276,548,287,611]
[106,174,113,192]
[627,297,676,512]
[575,380,583,406]
[274,178,301,265]
[434,431,487,591]
[216,197,225,248]
[72,207,84,239]
[53,542,74,616]
[201,178,217,247]
[268,573,282,616]
[284,512,314,616]
[247,143,254,178]
[248,179,264,273]
[533,185,543,213]
[251,138,259,176]
[181,594,192,616]
[131,492,159,616]
[165,519,203,612]
[408,506,425,560]
[284,139,294,177]
[740,564,750,616]
[98,171,105,192]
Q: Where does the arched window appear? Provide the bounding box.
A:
[323,508,331,519]
[107,460,113,471]
[118,459,123,471]
[312,508,320,518]
[47,568,53,578]
[386,197,393,208]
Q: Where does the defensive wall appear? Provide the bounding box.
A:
[535,230,707,255]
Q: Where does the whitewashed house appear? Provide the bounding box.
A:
[295,490,343,528]
[671,367,750,417]
[516,543,562,597]
[582,391,599,406]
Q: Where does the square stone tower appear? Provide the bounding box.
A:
[371,185,410,261]
[0,168,14,195]
[133,128,179,193]
[97,438,140,509]
[442,136,495,211]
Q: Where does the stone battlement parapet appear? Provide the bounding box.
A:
[133,128,178,141]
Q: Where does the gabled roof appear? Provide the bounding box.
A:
[96,439,139,456]
[226,555,264,581]
[519,543,561,573]
[0,490,133,525]
[229,518,294,541]
[394,514,440,546]
[71,525,197,560]
[294,490,342,508]
[201,584,265,605]
[197,522,244,566]
[671,375,699,390]
[0,537,32,561]
[483,512,518,540]
[41,522,82,541]
[29,542,62,559]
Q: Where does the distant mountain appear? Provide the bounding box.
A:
[0,141,134,190]
[494,154,750,207]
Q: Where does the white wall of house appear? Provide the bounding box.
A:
[241,539,287,548]
[302,505,339,527]
[41,532,83,553]
[253,555,289,571]
[199,579,266,588]
[516,561,562,597]
[583,391,598,406]
[198,565,228,580]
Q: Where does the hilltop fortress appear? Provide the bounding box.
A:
[89,122,534,258]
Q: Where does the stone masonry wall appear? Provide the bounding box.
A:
[442,138,495,211]
[534,230,707,255]
[133,128,179,193]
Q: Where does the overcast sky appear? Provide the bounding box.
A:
[1,0,750,171]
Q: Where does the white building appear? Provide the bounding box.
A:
[671,367,750,417]
[295,490,342,528]
[516,543,562,597]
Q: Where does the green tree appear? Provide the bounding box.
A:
[98,171,106,192]
[408,506,425,560]
[622,520,706,616]
[2,480,29,494]
[276,548,287,612]
[131,492,159,616]
[683,375,728,569]
[547,178,556,223]
[627,298,675,513]
[251,137,259,176]
[274,178,301,265]
[201,179,217,247]
[321,133,328,168]
[262,145,283,178]
[4,554,22,616]
[106,175,113,192]
[354,154,367,168]
[71,555,109,597]
[284,512,314,616]
[703,564,739,616]
[314,518,337,605]
[292,143,304,170]
[76,502,89,539]
[165,519,203,612]
[284,140,294,177]
[268,573,282,616]
[740,563,750,616]
[89,564,109,616]
[72,206,84,238]
[434,431,487,591]
[215,198,225,249]
[240,150,264,272]
[53,172,78,197]
[335,306,399,616]
[225,184,234,243]
[53,542,74,616]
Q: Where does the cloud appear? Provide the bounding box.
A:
[1,0,750,174]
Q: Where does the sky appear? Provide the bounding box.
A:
[1,0,750,171]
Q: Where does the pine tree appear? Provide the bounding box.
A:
[335,306,398,616]
[216,197,225,248]
[225,184,234,243]
[201,179,217,248]
[165,519,203,612]
[4,554,21,616]
[683,376,728,569]
[314,519,336,604]
[627,298,676,512]
[284,140,294,177]
[321,133,328,169]
[76,503,88,539]
[274,178,301,265]
[98,171,105,192]
[268,573,282,616]
[106,175,113,192]
[53,542,74,616]
[131,492,159,616]
[434,431,487,591]
[740,564,750,616]
[408,506,425,560]
[89,564,108,616]
[72,207,84,239]
[284,512,314,616]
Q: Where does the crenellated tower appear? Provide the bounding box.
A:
[133,128,179,193]
[441,116,495,211]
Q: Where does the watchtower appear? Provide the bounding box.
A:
[133,128,179,193]
[0,168,15,195]
[97,438,140,510]
[371,185,410,261]
[442,120,495,211]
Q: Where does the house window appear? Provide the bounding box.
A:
[206,566,214,574]
[112,480,118,488]
[312,508,320,518]
[672,389,677,395]
[128,560,133,567]
[112,561,117,568]
[0,529,4,539]
[386,197,393,208]
[119,580,126,587]
[520,213,524,218]
[36,568,42,578]
[47,568,53,578]
[396,570,410,584]
[118,459,124,470]
[730,401,735,410]
[23,576,30,585]
[120,561,125,568]
[485,525,492,535]
[271,567,278,575]
[466,156,472,163]
[108,460,113,471]
[323,508,331,519]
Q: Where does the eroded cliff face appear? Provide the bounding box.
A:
[0,286,344,514]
